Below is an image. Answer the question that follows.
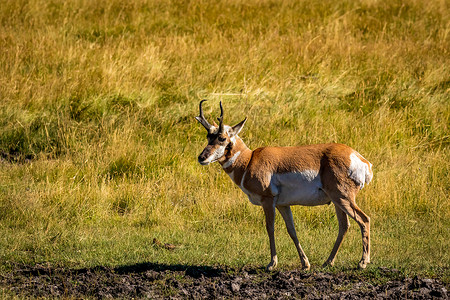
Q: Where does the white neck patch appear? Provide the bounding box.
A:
[222,151,241,169]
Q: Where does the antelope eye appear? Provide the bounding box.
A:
[218,136,226,142]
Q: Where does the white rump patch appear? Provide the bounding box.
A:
[348,152,372,189]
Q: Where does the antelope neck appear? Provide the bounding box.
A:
[220,138,251,171]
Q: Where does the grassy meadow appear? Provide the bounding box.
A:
[0,0,449,280]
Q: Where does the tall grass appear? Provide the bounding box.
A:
[0,0,448,278]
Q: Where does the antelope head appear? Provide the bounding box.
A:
[195,100,247,165]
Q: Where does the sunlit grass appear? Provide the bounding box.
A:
[0,0,448,280]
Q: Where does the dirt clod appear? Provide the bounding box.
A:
[1,263,448,299]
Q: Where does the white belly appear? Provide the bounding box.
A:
[270,171,329,206]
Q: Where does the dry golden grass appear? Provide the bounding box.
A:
[0,0,448,278]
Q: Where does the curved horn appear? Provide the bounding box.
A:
[217,101,224,134]
[195,100,213,133]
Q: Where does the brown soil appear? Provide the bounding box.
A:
[1,263,448,299]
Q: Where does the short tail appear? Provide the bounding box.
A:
[364,161,373,186]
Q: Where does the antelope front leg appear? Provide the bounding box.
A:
[262,197,277,271]
[277,206,310,270]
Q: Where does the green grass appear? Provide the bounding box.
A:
[0,0,449,282]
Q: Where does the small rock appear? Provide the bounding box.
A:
[421,278,433,286]
[430,288,446,298]
[180,289,189,295]
[231,282,240,293]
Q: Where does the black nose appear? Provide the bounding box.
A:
[198,153,207,162]
[198,154,210,165]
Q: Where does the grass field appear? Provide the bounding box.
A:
[0,0,449,282]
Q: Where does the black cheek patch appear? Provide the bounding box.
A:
[206,133,217,142]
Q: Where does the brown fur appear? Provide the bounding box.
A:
[197,104,372,271]
[221,142,360,198]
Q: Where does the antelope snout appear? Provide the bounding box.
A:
[198,153,210,165]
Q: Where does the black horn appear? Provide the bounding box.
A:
[217,101,224,134]
[195,100,214,133]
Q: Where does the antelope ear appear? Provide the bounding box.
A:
[230,117,247,137]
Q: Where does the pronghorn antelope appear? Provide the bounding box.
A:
[196,100,373,270]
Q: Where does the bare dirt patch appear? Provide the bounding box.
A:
[1,263,448,299]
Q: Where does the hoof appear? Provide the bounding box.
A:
[266,264,277,271]
[265,255,278,271]
[266,261,277,271]
[358,261,368,269]
[301,258,311,270]
[322,261,334,268]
